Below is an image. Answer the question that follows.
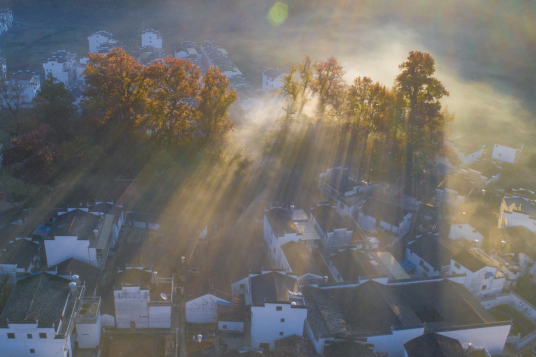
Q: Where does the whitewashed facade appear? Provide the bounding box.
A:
[141,29,163,49]
[186,294,230,324]
[449,224,483,246]
[492,144,521,163]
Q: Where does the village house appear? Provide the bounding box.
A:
[0,8,13,35]
[403,333,465,357]
[405,233,457,278]
[262,68,285,93]
[309,204,357,249]
[371,182,421,212]
[200,41,242,79]
[358,199,412,242]
[459,159,501,186]
[448,249,519,297]
[302,279,511,357]
[329,248,409,283]
[47,257,102,297]
[113,268,173,328]
[263,206,322,266]
[6,71,41,105]
[141,29,163,50]
[492,141,523,163]
[448,222,484,247]
[498,195,536,233]
[0,273,101,356]
[435,174,475,206]
[435,145,462,174]
[87,31,119,53]
[488,226,536,283]
[248,271,307,352]
[444,135,485,168]
[0,238,40,283]
[185,275,231,324]
[279,241,324,286]
[43,50,77,87]
[318,167,370,216]
[174,41,201,67]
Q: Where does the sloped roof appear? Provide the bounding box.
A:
[275,335,317,357]
[407,234,456,271]
[114,268,152,290]
[265,208,297,237]
[324,341,374,357]
[452,250,487,272]
[404,333,465,357]
[280,241,320,277]
[303,279,499,338]
[488,226,536,260]
[0,273,73,328]
[47,209,100,244]
[263,68,282,80]
[360,199,411,226]
[50,258,101,296]
[320,168,361,194]
[330,249,389,281]
[0,238,39,270]
[469,160,501,178]
[250,272,299,305]
[503,197,536,216]
[311,205,349,233]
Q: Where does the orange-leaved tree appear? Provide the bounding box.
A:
[311,57,345,118]
[139,57,202,147]
[83,48,147,124]
[197,67,237,143]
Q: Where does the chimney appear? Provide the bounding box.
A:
[72,275,79,284]
[197,334,202,343]
[290,204,295,213]
[152,271,158,284]
[69,282,77,293]
[323,276,328,283]
[93,229,99,239]
[181,256,185,264]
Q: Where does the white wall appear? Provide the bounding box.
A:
[218,321,244,332]
[114,287,150,328]
[405,248,441,277]
[88,33,112,53]
[148,305,172,328]
[492,145,518,163]
[0,264,17,284]
[100,313,115,327]
[186,294,230,324]
[448,260,504,297]
[251,303,307,351]
[304,319,334,355]
[366,327,425,357]
[500,211,536,234]
[141,30,163,49]
[0,323,70,357]
[262,72,284,93]
[75,314,101,349]
[449,224,483,246]
[45,236,97,267]
[438,324,511,355]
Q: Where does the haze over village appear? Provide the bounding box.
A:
[0,1,534,357]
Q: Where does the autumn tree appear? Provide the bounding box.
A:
[197,66,237,143]
[138,57,201,147]
[394,51,449,187]
[83,48,147,124]
[311,57,345,118]
[0,77,26,120]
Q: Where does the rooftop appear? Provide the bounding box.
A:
[303,279,501,339]
[360,199,411,226]
[114,267,152,290]
[437,175,475,197]
[452,250,487,272]
[311,205,352,234]
[0,273,79,329]
[407,233,457,271]
[265,208,297,237]
[250,271,299,305]
[320,168,363,195]
[0,238,39,270]
[49,258,101,297]
[447,135,484,155]
[324,341,375,357]
[488,226,536,260]
[404,332,465,357]
[503,196,536,216]
[280,241,320,277]
[468,160,501,178]
[330,249,390,281]
[263,68,282,80]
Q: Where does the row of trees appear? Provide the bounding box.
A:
[277,51,451,190]
[83,48,237,147]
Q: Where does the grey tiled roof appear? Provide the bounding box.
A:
[452,250,487,272]
[404,332,464,357]
[0,273,74,328]
[280,241,320,277]
[50,258,101,297]
[0,238,39,269]
[311,205,349,234]
[250,271,299,305]
[407,234,456,271]
[265,208,297,237]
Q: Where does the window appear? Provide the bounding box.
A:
[7,333,14,339]
[39,333,47,339]
[419,260,425,267]
[482,285,487,290]
[454,262,461,269]
[222,324,227,330]
[27,334,32,339]
[30,350,35,354]
[280,318,285,322]
[279,332,284,336]
[276,306,282,311]
[239,284,245,289]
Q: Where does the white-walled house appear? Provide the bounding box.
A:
[0,238,39,283]
[404,333,465,357]
[88,31,119,53]
[0,273,101,357]
[492,142,522,163]
[279,241,324,286]
[43,50,77,87]
[406,233,456,278]
[460,159,501,187]
[185,276,231,324]
[444,135,484,167]
[489,227,536,283]
[448,249,516,297]
[302,279,511,357]
[435,174,475,206]
[141,29,163,49]
[310,205,355,249]
[449,223,484,247]
[248,271,307,351]
[5,71,41,106]
[200,41,242,78]
[174,41,201,66]
[498,196,536,233]
[262,68,285,93]
[318,167,370,217]
[358,199,412,242]
[113,268,173,328]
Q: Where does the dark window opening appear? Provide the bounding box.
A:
[7,333,15,339]
[281,318,285,322]
[27,334,32,339]
[223,325,227,329]
[239,284,245,289]
[276,306,282,311]
[30,349,35,354]
[39,333,47,339]
[279,331,284,336]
